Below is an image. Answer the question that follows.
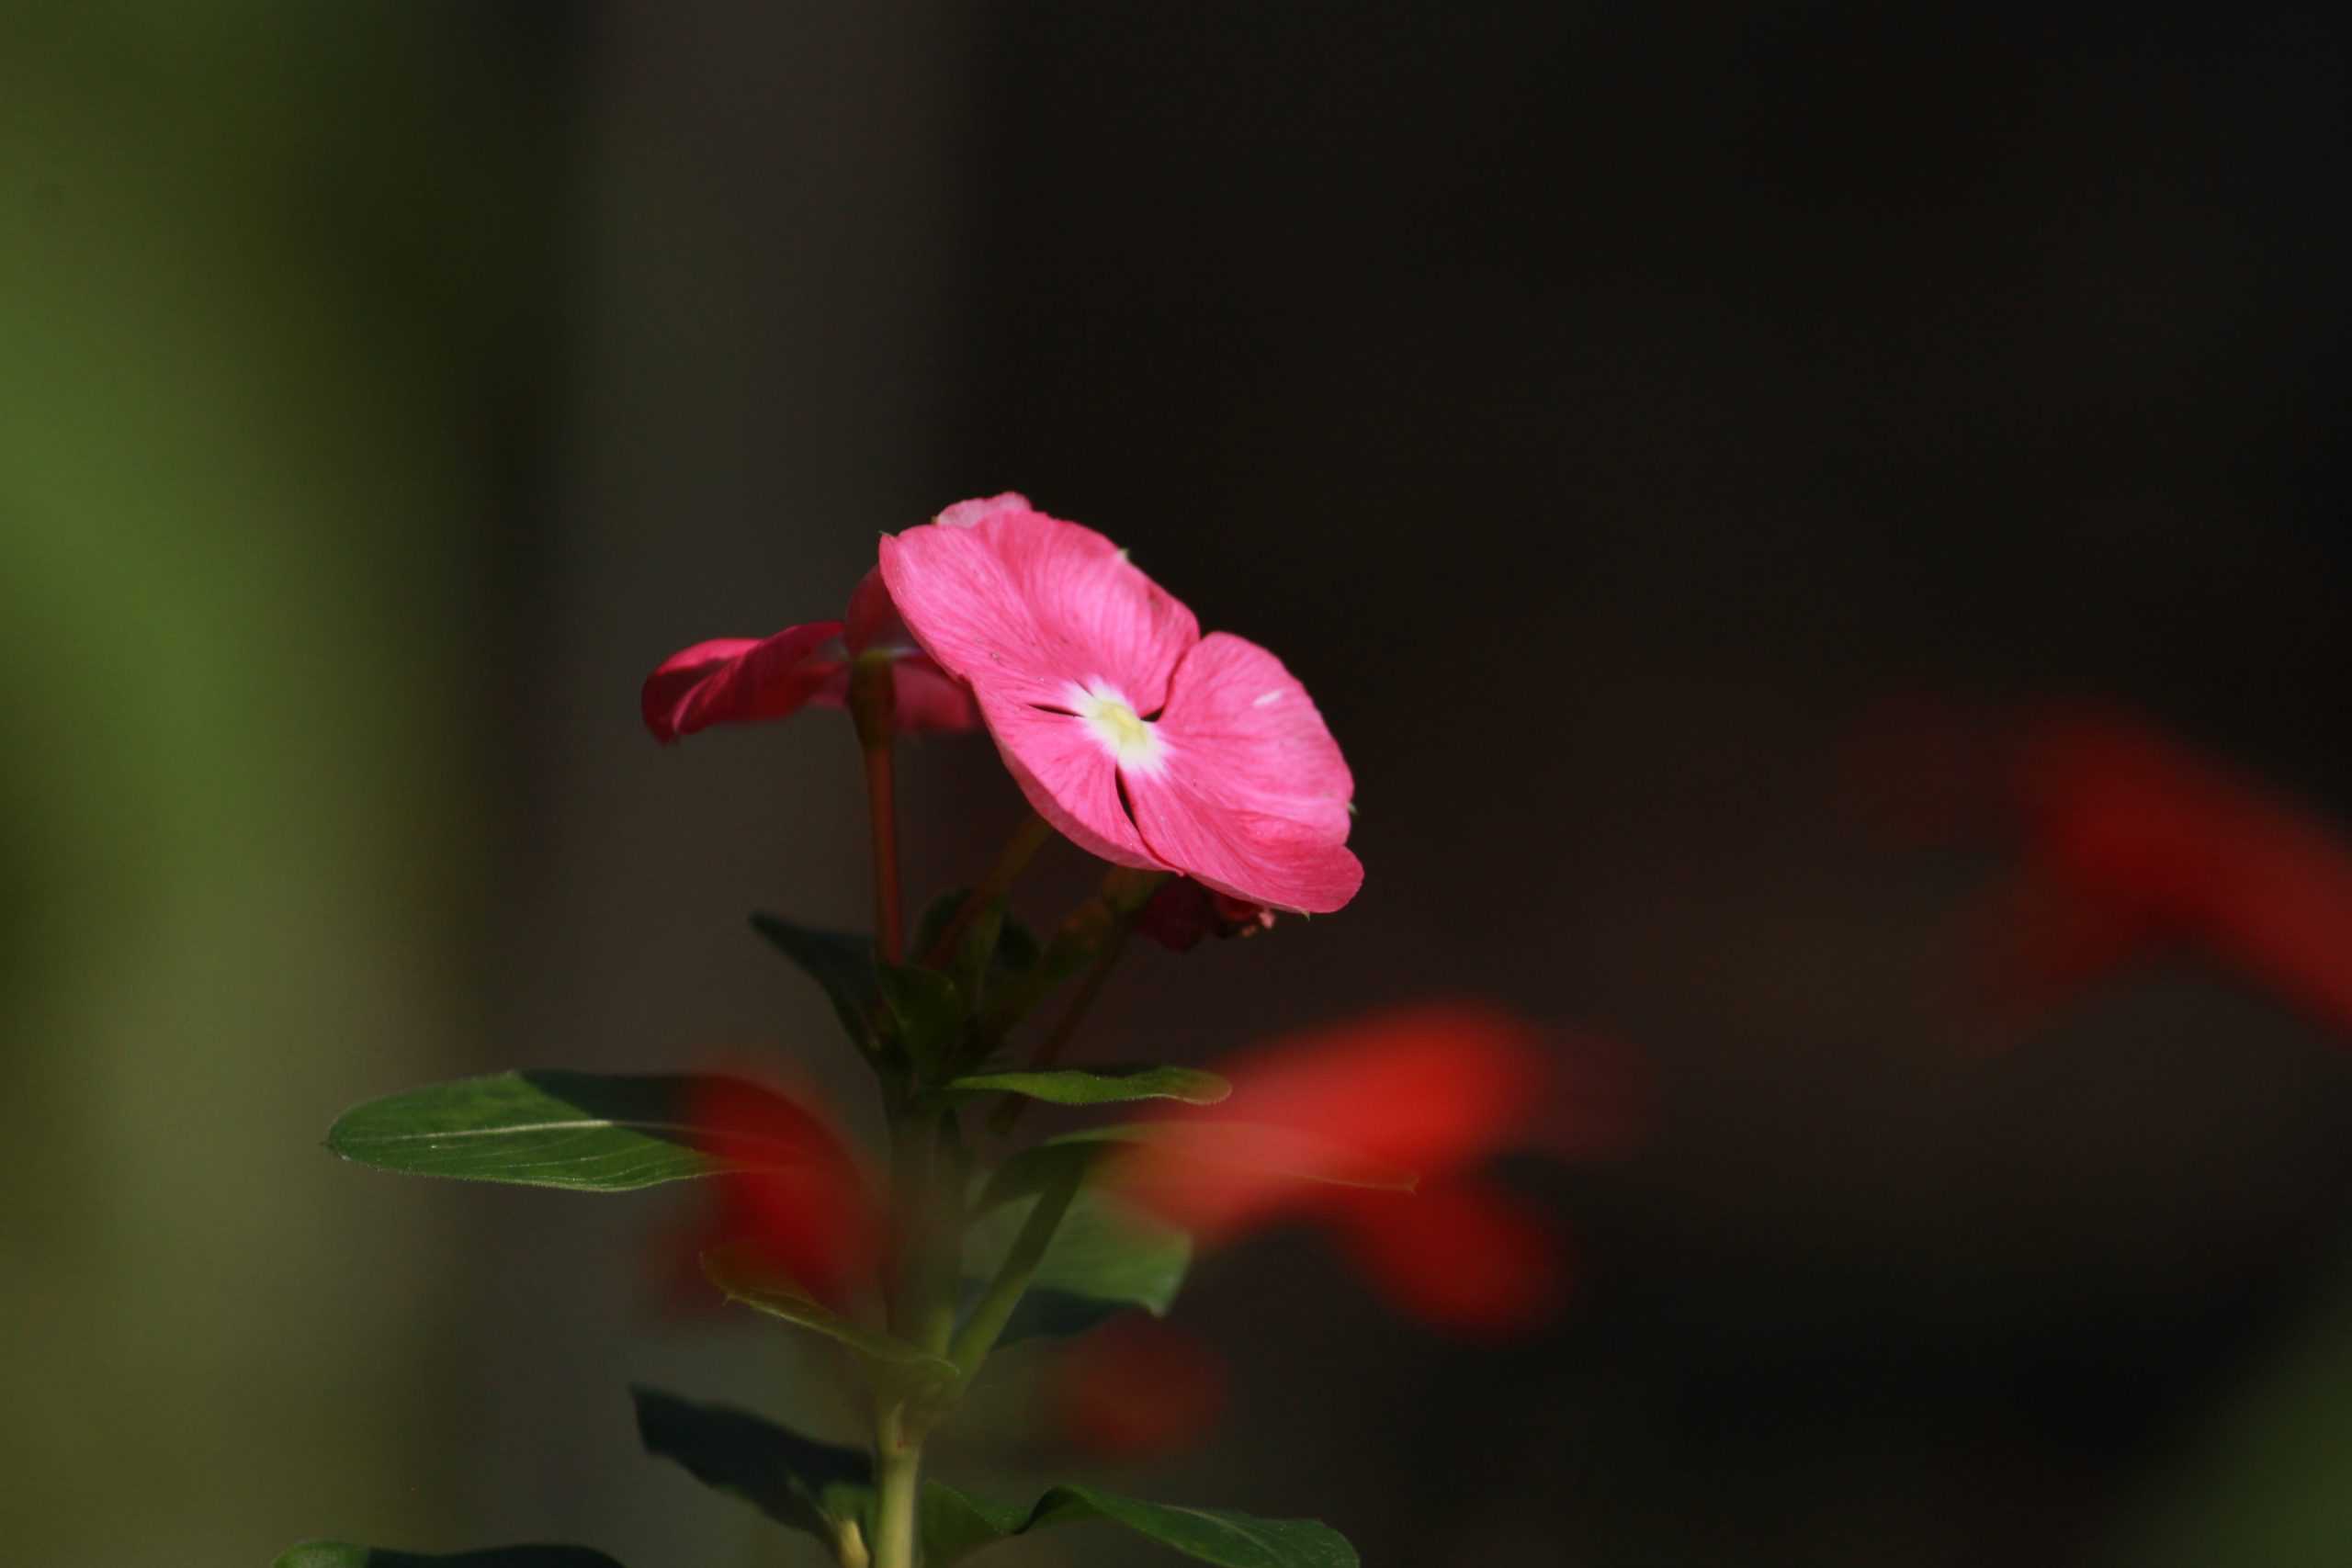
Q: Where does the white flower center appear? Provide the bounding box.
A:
[1072,682,1167,773]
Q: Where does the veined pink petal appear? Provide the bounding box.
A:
[1125,633,1360,910]
[1121,772,1363,913]
[641,623,844,744]
[1154,633,1354,839]
[936,491,1035,529]
[977,693,1162,868]
[880,505,1199,716]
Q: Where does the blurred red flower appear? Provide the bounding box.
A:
[657,1074,882,1313]
[1985,707,2352,1038]
[1114,1002,1638,1337]
[1860,700,2352,1042]
[1048,1315,1230,1461]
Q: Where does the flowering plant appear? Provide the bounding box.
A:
[276,497,1574,1568]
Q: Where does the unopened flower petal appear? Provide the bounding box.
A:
[641,624,844,744]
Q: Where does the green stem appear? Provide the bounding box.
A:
[908,1113,965,1357]
[849,654,903,963]
[948,1161,1082,1378]
[919,812,1052,969]
[883,1110,933,1344]
[870,1401,923,1568]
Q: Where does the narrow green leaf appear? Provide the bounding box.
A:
[701,1243,957,1381]
[876,956,967,1073]
[964,1188,1190,1347]
[922,1481,1358,1568]
[750,913,879,1049]
[947,1065,1230,1107]
[630,1387,870,1552]
[325,1072,818,1191]
[274,1544,626,1568]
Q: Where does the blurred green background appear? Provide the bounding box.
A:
[6,4,2351,1565]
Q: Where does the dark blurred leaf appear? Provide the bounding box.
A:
[750,913,879,1050]
[876,957,966,1075]
[631,1386,870,1552]
[966,1188,1189,1347]
[947,1065,1228,1107]
[325,1071,810,1191]
[914,887,1070,1017]
[922,1481,1357,1568]
[274,1545,626,1568]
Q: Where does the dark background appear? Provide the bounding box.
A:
[5,4,2350,1564]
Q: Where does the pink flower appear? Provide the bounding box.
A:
[878,497,1362,913]
[641,565,978,744]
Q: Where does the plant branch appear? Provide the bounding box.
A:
[869,1399,922,1568]
[947,1161,1083,1379]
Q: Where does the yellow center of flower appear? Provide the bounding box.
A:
[1074,685,1166,773]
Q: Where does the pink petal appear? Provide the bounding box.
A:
[975,692,1162,869]
[879,504,1200,716]
[936,491,1035,529]
[641,624,844,744]
[888,654,980,733]
[1122,632,1360,912]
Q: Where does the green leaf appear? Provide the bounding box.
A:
[325,1071,820,1191]
[630,1386,870,1553]
[876,956,967,1073]
[965,1188,1190,1347]
[946,1065,1230,1108]
[750,913,879,1049]
[274,1545,626,1568]
[922,1482,1358,1568]
[701,1242,957,1382]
